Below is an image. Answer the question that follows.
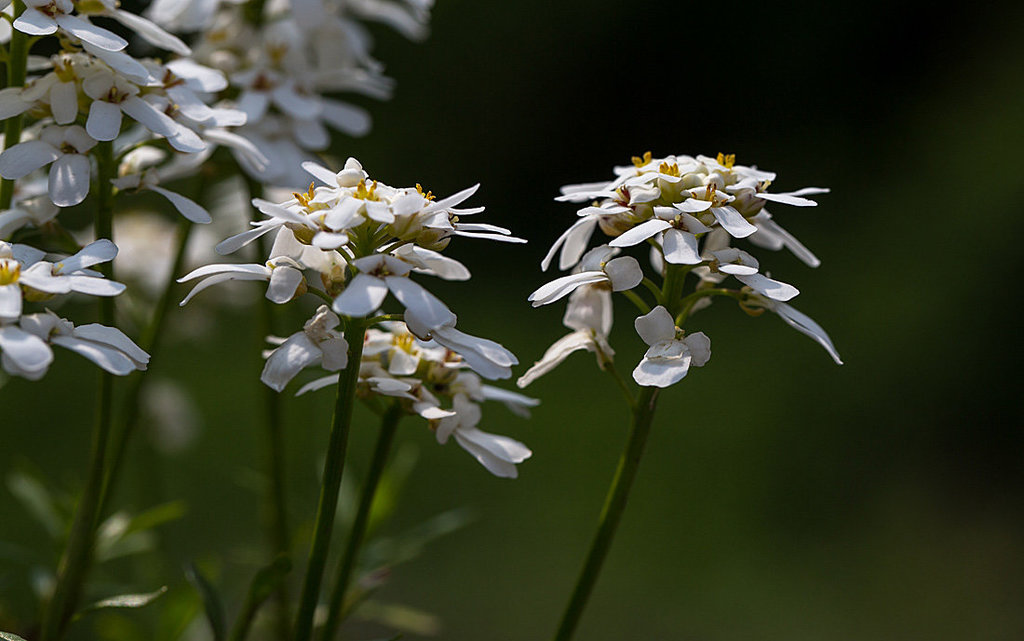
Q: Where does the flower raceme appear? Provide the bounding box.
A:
[522,151,842,390]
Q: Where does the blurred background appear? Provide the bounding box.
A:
[3,0,1024,639]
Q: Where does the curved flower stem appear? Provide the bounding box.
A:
[99,217,195,516]
[321,401,404,641]
[661,264,691,317]
[602,361,636,409]
[620,289,651,315]
[675,288,741,326]
[640,277,664,304]
[0,1,29,209]
[293,324,367,641]
[39,141,117,641]
[551,385,660,641]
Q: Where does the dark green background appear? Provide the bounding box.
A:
[3,1,1024,639]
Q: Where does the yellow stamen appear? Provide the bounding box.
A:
[716,152,736,169]
[0,260,21,286]
[631,151,653,167]
[658,162,680,177]
[416,183,435,201]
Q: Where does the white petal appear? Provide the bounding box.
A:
[332,273,388,317]
[0,284,24,321]
[683,332,711,367]
[178,271,267,305]
[52,335,136,375]
[13,8,57,36]
[453,427,530,478]
[662,229,702,265]
[111,8,190,55]
[604,256,643,292]
[311,231,349,249]
[774,303,843,365]
[431,326,516,380]
[711,206,758,238]
[423,184,479,214]
[0,324,53,373]
[608,219,671,248]
[674,199,713,213]
[757,191,820,207]
[72,323,149,364]
[0,141,60,179]
[0,88,32,120]
[634,306,675,347]
[386,276,453,329]
[516,330,594,388]
[54,14,127,51]
[166,59,227,93]
[64,275,126,296]
[320,99,371,137]
[260,333,321,392]
[59,239,117,273]
[266,266,303,303]
[86,101,123,141]
[295,374,340,396]
[50,81,79,124]
[150,186,211,224]
[48,153,91,207]
[528,271,606,307]
[632,353,691,388]
[735,273,799,302]
[301,161,339,186]
[271,85,320,120]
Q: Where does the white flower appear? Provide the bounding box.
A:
[177,256,305,306]
[632,306,710,388]
[529,245,642,307]
[261,305,349,391]
[434,394,531,478]
[517,284,614,388]
[16,239,125,298]
[20,310,149,375]
[752,297,843,365]
[0,195,58,237]
[608,205,712,265]
[15,0,128,52]
[709,248,799,302]
[332,254,452,325]
[0,125,96,207]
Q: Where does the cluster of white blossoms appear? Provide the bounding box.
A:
[179,158,532,476]
[0,239,147,379]
[520,152,842,390]
[148,0,434,187]
[292,319,536,477]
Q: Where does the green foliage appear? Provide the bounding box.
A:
[185,563,226,641]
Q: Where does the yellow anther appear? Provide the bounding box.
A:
[0,260,21,286]
[632,151,653,167]
[353,180,379,201]
[415,183,435,201]
[658,162,680,177]
[716,152,736,169]
[394,333,415,353]
[293,182,317,207]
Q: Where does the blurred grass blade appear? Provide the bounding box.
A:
[78,586,168,616]
[6,472,63,539]
[123,500,188,538]
[228,556,292,641]
[186,563,226,641]
[1,632,29,641]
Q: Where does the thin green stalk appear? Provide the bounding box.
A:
[293,326,367,641]
[661,264,690,317]
[675,288,740,327]
[1,1,29,209]
[321,402,404,641]
[551,386,660,641]
[620,289,651,315]
[39,141,117,641]
[99,218,195,516]
[245,174,293,639]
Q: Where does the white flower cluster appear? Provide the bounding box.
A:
[149,0,434,187]
[521,152,842,390]
[0,239,147,379]
[293,320,536,477]
[180,158,531,476]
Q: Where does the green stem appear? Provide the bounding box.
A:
[1,1,29,210]
[293,325,367,641]
[661,264,690,318]
[244,175,294,640]
[620,289,651,315]
[551,386,660,641]
[321,402,403,641]
[675,288,740,326]
[39,141,117,641]
[99,218,195,517]
[242,0,269,26]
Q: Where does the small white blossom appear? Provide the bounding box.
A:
[434,393,531,479]
[632,306,710,388]
[529,245,642,307]
[261,305,349,391]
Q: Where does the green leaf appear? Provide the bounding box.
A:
[1,632,29,641]
[227,556,292,641]
[245,555,291,605]
[186,563,226,641]
[6,471,63,539]
[123,500,187,538]
[80,586,168,614]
